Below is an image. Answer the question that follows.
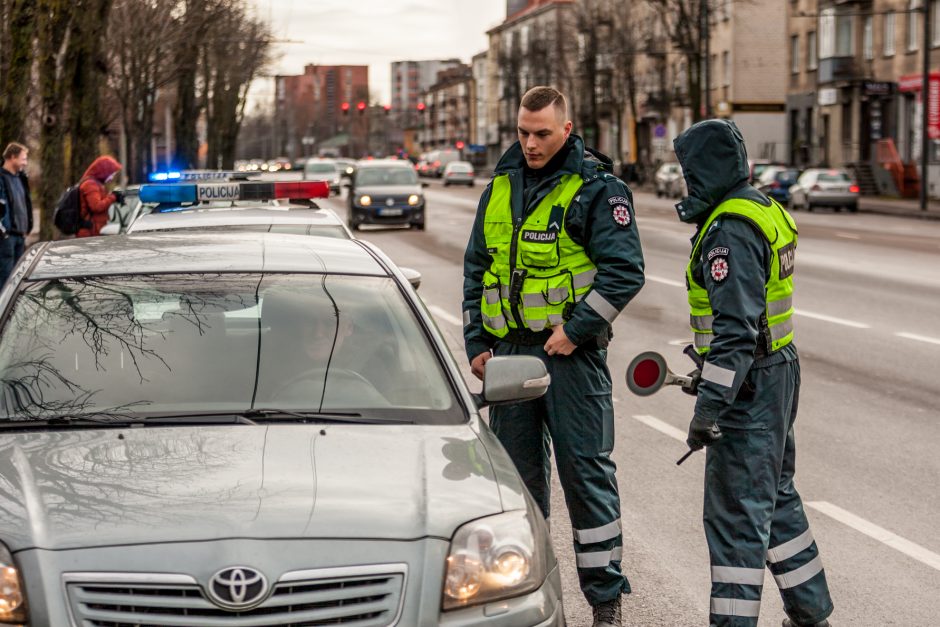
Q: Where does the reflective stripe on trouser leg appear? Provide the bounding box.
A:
[540,343,630,605]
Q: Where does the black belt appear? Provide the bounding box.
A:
[7,231,25,237]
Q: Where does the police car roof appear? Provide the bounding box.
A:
[127,206,347,234]
[28,232,386,280]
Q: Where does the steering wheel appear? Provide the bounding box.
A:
[273,366,389,405]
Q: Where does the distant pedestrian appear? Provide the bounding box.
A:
[76,156,123,238]
[0,142,33,284]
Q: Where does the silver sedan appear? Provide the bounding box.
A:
[788,168,860,212]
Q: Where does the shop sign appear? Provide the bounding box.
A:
[818,88,838,106]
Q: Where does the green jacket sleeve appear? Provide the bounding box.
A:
[563,176,645,345]
[462,183,495,362]
[693,217,771,421]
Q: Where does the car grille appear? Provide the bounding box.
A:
[65,567,405,626]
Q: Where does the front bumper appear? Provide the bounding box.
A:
[353,204,424,225]
[15,537,561,626]
[808,192,858,207]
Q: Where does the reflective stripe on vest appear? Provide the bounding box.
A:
[686,198,798,355]
[481,173,596,337]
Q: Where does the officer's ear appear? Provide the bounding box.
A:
[563,120,572,140]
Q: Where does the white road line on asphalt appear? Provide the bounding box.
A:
[895,332,940,346]
[794,308,871,329]
[632,415,686,442]
[647,275,685,288]
[835,232,861,240]
[427,305,463,327]
[668,339,690,346]
[807,501,940,572]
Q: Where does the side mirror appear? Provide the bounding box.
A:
[475,356,550,408]
[400,267,421,290]
[421,182,430,188]
[99,223,120,236]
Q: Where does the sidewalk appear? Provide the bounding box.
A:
[858,196,940,220]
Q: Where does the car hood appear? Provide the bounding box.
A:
[0,424,504,551]
[353,184,422,197]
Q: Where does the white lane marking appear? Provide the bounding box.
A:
[835,232,861,240]
[794,308,871,329]
[632,415,686,442]
[647,275,685,288]
[807,501,940,572]
[428,305,463,327]
[668,339,690,346]
[895,332,940,346]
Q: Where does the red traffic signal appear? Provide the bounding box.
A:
[341,101,350,115]
[416,102,426,111]
[357,101,367,113]
[455,141,465,150]
[383,104,392,116]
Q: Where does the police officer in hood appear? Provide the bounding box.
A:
[463,86,645,627]
[673,119,833,627]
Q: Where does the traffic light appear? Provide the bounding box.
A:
[357,101,366,114]
[383,104,391,116]
[416,102,426,112]
[341,102,350,115]
[455,141,465,150]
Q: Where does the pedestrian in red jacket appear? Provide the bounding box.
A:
[77,156,123,238]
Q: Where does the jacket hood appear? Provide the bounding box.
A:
[0,424,505,551]
[82,156,123,183]
[673,119,751,222]
[494,134,611,176]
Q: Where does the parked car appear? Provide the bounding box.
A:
[748,159,786,183]
[443,161,475,187]
[654,163,685,198]
[303,158,342,195]
[0,232,562,626]
[424,148,461,177]
[756,166,801,205]
[348,159,427,230]
[788,168,860,212]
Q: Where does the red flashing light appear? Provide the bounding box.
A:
[272,181,329,199]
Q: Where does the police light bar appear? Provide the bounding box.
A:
[138,181,329,204]
[147,170,248,182]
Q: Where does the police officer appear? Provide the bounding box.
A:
[463,86,645,627]
[672,119,833,627]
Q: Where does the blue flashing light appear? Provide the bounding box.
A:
[139,184,198,204]
[148,171,182,182]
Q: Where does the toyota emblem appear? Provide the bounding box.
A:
[207,566,269,610]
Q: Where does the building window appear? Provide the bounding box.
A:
[808,31,818,69]
[885,12,896,56]
[864,16,873,60]
[819,8,854,58]
[933,0,940,46]
[791,35,800,74]
[908,0,920,52]
[722,51,730,86]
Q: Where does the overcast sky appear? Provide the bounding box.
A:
[250,0,507,105]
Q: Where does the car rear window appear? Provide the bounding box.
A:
[305,162,337,173]
[0,274,463,424]
[447,163,473,173]
[817,172,851,182]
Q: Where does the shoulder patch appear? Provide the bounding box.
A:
[706,246,729,261]
[612,203,632,227]
[608,196,630,206]
[709,256,729,283]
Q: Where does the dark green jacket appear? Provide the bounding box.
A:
[462,135,645,360]
[674,119,797,423]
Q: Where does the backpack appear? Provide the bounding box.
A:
[53,180,90,235]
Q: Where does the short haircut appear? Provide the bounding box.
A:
[2,142,27,161]
[520,86,568,120]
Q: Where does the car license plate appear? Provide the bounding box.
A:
[379,208,403,216]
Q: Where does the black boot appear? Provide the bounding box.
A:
[782,619,830,627]
[592,595,622,627]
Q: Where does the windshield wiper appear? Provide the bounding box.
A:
[0,412,259,428]
[243,408,414,425]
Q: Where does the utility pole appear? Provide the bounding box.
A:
[703,0,712,118]
[921,0,931,211]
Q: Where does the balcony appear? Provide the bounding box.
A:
[818,56,863,84]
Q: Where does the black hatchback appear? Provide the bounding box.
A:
[347,160,428,231]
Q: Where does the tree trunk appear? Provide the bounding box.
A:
[0,0,37,144]
[173,52,200,169]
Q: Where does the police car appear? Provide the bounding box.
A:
[126,180,353,240]
[0,232,562,626]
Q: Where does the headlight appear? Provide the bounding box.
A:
[358,195,372,206]
[0,544,27,623]
[442,510,547,610]
[408,194,420,206]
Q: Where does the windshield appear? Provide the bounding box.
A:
[818,171,851,183]
[356,168,417,186]
[0,274,461,424]
[448,163,473,173]
[305,162,337,174]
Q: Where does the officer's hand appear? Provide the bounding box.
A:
[544,325,576,357]
[112,190,125,205]
[686,415,722,451]
[470,351,493,381]
[681,369,701,396]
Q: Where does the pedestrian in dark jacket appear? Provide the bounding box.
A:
[77,156,123,238]
[673,119,833,627]
[0,142,34,284]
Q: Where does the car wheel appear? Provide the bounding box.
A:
[656,190,663,198]
[413,219,426,231]
[443,181,449,187]
[806,203,814,212]
[848,203,858,213]
[348,210,361,231]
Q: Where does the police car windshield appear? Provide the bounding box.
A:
[356,167,417,186]
[305,162,337,173]
[0,274,461,425]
